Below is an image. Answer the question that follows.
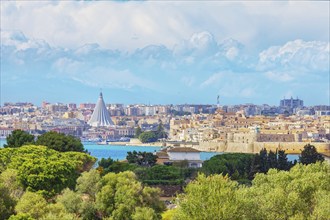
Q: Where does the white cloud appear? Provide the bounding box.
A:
[1,27,329,105]
[265,71,294,82]
[200,73,224,88]
[181,76,195,87]
[1,1,328,51]
[258,40,330,72]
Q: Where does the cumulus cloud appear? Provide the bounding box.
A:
[258,39,330,72]
[265,71,294,82]
[1,28,329,105]
[1,1,329,52]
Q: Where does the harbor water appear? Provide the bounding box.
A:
[0,139,299,161]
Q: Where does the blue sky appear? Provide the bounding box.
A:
[1,1,329,106]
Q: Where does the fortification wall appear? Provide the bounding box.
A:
[193,141,329,154]
[253,142,330,154]
[256,134,295,142]
[195,141,226,152]
[226,142,254,153]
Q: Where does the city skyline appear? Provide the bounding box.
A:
[1,1,329,106]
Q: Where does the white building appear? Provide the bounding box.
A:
[167,147,203,168]
[88,92,114,127]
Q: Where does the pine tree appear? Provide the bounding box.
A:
[259,148,269,173]
[277,150,291,170]
[299,144,324,165]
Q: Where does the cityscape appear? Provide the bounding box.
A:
[1,1,329,220]
[1,93,329,154]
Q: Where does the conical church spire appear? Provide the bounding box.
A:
[88,92,114,127]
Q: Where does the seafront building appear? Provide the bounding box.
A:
[0,98,329,154]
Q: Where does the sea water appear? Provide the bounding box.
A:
[0,139,299,161]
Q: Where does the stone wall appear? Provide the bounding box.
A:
[226,142,254,153]
[193,140,329,155]
[253,142,330,154]
[256,134,295,142]
[197,141,226,151]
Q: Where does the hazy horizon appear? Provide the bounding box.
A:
[1,1,329,106]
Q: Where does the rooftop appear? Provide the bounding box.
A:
[167,147,201,153]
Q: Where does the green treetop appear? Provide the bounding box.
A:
[172,162,330,220]
[299,144,324,165]
[4,130,35,148]
[36,131,85,152]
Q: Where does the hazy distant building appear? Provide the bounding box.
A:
[280,97,304,109]
[88,93,114,127]
[68,103,77,110]
[79,103,96,109]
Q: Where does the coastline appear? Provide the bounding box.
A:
[104,141,164,147]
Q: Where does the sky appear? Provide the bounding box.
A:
[1,1,329,106]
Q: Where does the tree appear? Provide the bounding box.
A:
[134,165,184,185]
[173,162,330,220]
[277,150,292,171]
[202,153,255,182]
[134,126,143,138]
[258,148,269,173]
[0,145,96,198]
[76,169,101,199]
[155,122,167,140]
[173,174,245,219]
[248,162,330,219]
[299,144,324,165]
[36,131,85,152]
[41,203,76,220]
[4,130,34,148]
[253,149,294,175]
[0,169,24,200]
[267,150,277,169]
[57,186,99,220]
[138,131,157,143]
[0,182,16,219]
[132,207,158,220]
[127,151,158,167]
[97,157,115,175]
[95,171,165,219]
[8,213,35,220]
[57,188,82,215]
[15,192,48,219]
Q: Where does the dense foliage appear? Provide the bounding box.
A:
[95,171,165,219]
[127,151,158,167]
[98,155,196,186]
[171,162,330,219]
[255,148,295,173]
[137,123,167,143]
[36,131,85,152]
[2,133,328,220]
[4,130,35,148]
[0,182,16,219]
[202,153,255,181]
[155,122,167,140]
[135,165,184,185]
[202,149,295,183]
[138,131,158,143]
[5,130,85,152]
[299,144,325,164]
[97,157,138,176]
[0,145,96,198]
